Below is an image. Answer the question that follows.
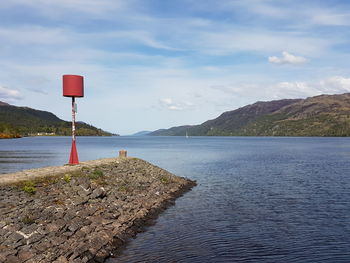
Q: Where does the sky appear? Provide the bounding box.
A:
[1,0,350,135]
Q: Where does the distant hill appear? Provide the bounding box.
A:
[150,93,350,137]
[0,102,113,138]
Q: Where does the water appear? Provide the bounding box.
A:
[1,136,350,262]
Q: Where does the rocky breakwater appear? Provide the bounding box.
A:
[0,157,196,263]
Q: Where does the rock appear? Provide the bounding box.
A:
[68,223,81,233]
[26,233,43,245]
[51,236,67,246]
[53,255,69,263]
[32,239,51,252]
[17,250,35,261]
[71,197,88,205]
[4,255,19,263]
[91,188,106,199]
[0,157,195,262]
[7,232,24,243]
[46,223,61,232]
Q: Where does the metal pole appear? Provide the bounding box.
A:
[72,97,76,142]
[68,96,79,164]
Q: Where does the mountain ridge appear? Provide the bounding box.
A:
[0,101,114,138]
[150,93,350,137]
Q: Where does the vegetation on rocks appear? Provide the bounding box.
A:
[63,174,72,183]
[22,181,37,195]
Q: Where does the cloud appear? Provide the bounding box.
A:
[28,88,48,95]
[159,98,182,110]
[206,1,350,27]
[211,76,350,103]
[159,98,194,111]
[0,86,22,101]
[268,51,308,65]
[104,30,180,51]
[0,0,349,134]
[310,10,350,26]
[319,76,350,93]
[186,28,332,56]
[272,77,350,98]
[0,0,127,17]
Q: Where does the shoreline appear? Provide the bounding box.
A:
[0,157,196,263]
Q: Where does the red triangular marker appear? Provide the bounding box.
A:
[69,140,79,165]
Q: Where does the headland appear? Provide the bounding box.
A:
[0,157,196,263]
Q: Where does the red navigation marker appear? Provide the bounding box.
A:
[63,75,84,165]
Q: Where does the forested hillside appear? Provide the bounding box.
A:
[0,102,113,138]
[150,93,350,137]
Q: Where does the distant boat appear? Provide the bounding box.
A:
[186,131,189,138]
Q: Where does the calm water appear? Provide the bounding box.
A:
[1,136,350,262]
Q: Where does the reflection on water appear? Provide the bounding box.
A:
[1,136,350,262]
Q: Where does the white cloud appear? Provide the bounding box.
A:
[310,10,350,26]
[159,98,182,110]
[159,98,194,111]
[104,30,179,51]
[0,26,70,45]
[272,81,316,98]
[160,98,173,105]
[319,76,350,93]
[205,1,350,27]
[211,76,350,104]
[0,0,127,17]
[269,51,308,65]
[188,30,330,56]
[272,77,350,98]
[0,86,22,101]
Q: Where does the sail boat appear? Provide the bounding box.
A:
[186,131,189,138]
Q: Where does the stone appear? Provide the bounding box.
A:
[68,223,80,233]
[26,233,43,245]
[17,250,35,261]
[7,232,24,244]
[0,157,195,263]
[73,243,89,256]
[5,255,19,263]
[32,240,51,252]
[46,223,61,232]
[91,188,106,199]
[71,197,88,205]
[53,255,69,263]
[51,236,67,246]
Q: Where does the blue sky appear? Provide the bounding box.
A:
[1,0,350,135]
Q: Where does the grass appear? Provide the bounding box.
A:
[88,168,104,180]
[21,215,35,225]
[63,174,71,183]
[88,168,107,185]
[118,185,130,192]
[160,176,171,184]
[22,181,36,195]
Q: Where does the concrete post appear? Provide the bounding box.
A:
[119,150,127,158]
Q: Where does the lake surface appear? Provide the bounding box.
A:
[1,136,350,262]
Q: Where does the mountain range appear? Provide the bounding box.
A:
[0,101,114,138]
[150,93,350,137]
